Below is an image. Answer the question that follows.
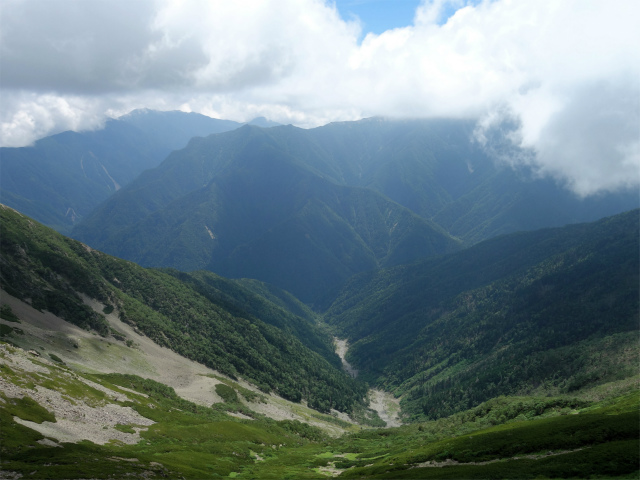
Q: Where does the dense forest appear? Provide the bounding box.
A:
[321,210,639,419]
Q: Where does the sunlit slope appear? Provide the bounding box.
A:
[0,341,353,479]
[2,338,636,479]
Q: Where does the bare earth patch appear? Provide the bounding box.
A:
[368,389,402,428]
[413,448,585,469]
[334,338,358,378]
[334,336,402,427]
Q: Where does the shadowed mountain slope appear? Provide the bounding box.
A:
[71,119,638,302]
[72,125,459,303]
[302,118,638,243]
[0,110,241,233]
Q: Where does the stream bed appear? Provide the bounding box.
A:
[333,337,402,427]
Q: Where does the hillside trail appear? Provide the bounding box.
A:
[333,337,402,428]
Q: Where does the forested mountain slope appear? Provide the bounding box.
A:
[303,118,639,243]
[0,204,365,413]
[164,269,335,366]
[321,209,640,420]
[71,118,638,303]
[0,110,241,233]
[1,204,638,479]
[72,125,459,303]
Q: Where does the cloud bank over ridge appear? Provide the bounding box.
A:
[1,0,638,195]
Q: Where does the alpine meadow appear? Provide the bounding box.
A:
[1,0,639,479]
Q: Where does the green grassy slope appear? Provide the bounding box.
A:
[335,390,640,479]
[0,344,333,479]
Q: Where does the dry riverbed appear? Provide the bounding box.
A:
[333,337,402,427]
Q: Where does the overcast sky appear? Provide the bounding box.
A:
[1,0,638,196]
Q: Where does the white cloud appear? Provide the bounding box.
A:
[1,0,638,195]
[0,92,108,145]
[516,77,639,196]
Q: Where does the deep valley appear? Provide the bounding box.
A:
[1,112,638,479]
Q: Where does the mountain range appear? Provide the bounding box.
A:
[69,116,638,302]
[0,110,277,233]
[1,110,638,478]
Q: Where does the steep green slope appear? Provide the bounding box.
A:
[73,126,459,303]
[335,391,639,479]
[322,210,639,419]
[0,204,365,413]
[165,269,337,367]
[234,277,319,323]
[0,110,241,233]
[431,170,639,245]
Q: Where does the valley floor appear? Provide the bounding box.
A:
[367,389,402,428]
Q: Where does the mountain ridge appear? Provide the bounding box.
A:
[70,117,638,303]
[0,110,244,233]
[72,124,461,302]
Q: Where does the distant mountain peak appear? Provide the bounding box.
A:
[119,107,154,118]
[246,117,282,128]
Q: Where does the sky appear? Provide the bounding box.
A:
[0,0,638,196]
[333,0,423,35]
